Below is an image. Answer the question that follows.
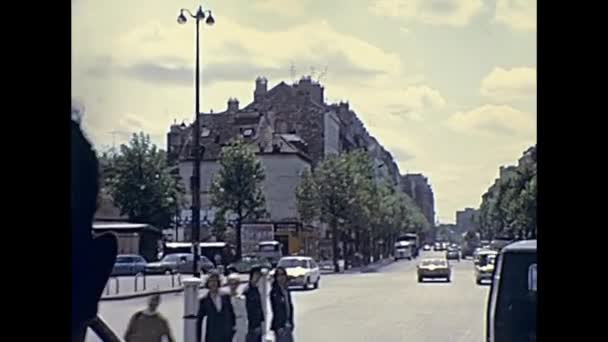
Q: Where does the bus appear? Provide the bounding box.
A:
[396,233,420,258]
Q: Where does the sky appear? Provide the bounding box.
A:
[72,0,537,224]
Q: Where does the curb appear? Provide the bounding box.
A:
[100,279,248,301]
[321,258,396,275]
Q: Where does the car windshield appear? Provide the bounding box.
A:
[115,256,132,263]
[278,259,307,268]
[421,260,446,267]
[259,245,278,252]
[162,254,186,262]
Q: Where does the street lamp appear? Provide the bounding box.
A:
[177,4,215,278]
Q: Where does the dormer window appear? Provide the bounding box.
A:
[201,127,211,137]
[242,128,254,137]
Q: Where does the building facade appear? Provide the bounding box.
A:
[400,173,435,226]
[167,76,423,256]
[455,208,479,235]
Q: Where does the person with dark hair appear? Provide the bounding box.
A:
[197,272,236,342]
[71,120,118,342]
[243,266,265,342]
[270,267,294,342]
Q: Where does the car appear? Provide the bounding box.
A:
[434,242,444,251]
[446,248,461,261]
[111,254,147,276]
[417,258,451,282]
[423,244,431,251]
[145,253,215,275]
[227,255,272,274]
[475,250,498,285]
[274,256,321,290]
[486,240,536,342]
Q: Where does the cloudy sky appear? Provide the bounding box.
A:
[72,0,536,224]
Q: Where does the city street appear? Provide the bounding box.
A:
[87,251,490,342]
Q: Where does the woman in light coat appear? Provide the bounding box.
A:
[228,274,248,342]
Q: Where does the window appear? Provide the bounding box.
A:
[201,127,210,137]
[311,260,318,269]
[242,128,254,137]
[528,264,537,292]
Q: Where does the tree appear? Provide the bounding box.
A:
[210,138,266,259]
[108,132,183,229]
[296,169,319,226]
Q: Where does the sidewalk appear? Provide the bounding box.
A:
[100,273,249,301]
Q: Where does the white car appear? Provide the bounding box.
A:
[274,256,321,290]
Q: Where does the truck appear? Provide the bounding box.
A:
[396,233,420,258]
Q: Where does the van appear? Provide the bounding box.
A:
[486,240,536,342]
[394,241,413,260]
[256,241,283,267]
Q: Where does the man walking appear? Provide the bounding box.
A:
[124,294,175,342]
[243,267,265,342]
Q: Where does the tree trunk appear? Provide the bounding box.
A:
[236,216,242,260]
[331,218,340,273]
[342,231,350,270]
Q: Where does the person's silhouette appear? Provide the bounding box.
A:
[71,120,118,342]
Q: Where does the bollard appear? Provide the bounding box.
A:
[134,273,146,292]
[260,269,273,342]
[178,273,183,286]
[171,273,175,288]
[183,277,201,342]
[113,277,120,295]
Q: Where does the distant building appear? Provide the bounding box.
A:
[455,208,478,235]
[400,173,435,226]
[167,76,428,257]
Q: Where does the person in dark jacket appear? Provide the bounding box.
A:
[243,267,265,342]
[71,119,118,342]
[197,272,236,342]
[270,267,294,342]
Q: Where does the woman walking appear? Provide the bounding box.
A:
[270,267,294,342]
[197,272,236,342]
[227,273,247,342]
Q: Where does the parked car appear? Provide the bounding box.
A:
[423,244,431,251]
[111,254,147,276]
[227,255,272,274]
[475,250,498,285]
[486,240,536,342]
[145,253,215,275]
[417,258,451,282]
[273,256,321,290]
[446,248,461,261]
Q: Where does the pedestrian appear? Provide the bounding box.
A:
[270,267,295,342]
[124,294,175,342]
[243,267,265,342]
[71,119,118,342]
[227,274,247,342]
[197,272,236,342]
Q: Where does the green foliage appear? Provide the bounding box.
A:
[106,132,183,229]
[210,138,266,257]
[477,146,537,240]
[295,150,431,268]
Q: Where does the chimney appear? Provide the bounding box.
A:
[227,98,239,113]
[254,76,268,102]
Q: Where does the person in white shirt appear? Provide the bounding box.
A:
[228,274,248,342]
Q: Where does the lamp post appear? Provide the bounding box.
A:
[177,5,215,278]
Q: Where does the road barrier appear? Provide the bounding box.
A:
[134,273,146,292]
[182,277,201,342]
[105,277,119,295]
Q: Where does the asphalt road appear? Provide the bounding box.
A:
[87,251,490,342]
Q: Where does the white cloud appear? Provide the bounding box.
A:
[448,104,535,137]
[369,0,484,27]
[481,67,536,101]
[495,0,536,31]
[389,85,446,121]
[253,0,310,17]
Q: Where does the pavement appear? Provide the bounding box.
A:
[87,250,490,341]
